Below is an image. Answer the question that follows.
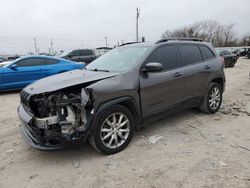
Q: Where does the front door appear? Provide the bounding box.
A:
[139,44,186,118]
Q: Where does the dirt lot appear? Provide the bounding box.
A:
[0,58,250,188]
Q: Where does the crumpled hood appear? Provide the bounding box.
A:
[23,69,119,94]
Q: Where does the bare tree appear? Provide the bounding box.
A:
[161,20,238,47]
[238,33,250,46]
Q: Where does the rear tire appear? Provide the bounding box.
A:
[200,82,222,114]
[89,105,134,155]
[229,59,235,67]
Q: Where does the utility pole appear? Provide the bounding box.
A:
[104,37,108,47]
[50,38,54,54]
[33,38,38,54]
[136,8,140,42]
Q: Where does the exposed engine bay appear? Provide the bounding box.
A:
[25,89,91,138]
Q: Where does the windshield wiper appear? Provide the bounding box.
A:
[88,68,110,72]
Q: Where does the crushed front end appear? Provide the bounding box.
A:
[18,88,93,150]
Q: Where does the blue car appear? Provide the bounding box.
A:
[0,55,85,91]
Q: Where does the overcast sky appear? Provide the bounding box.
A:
[0,0,249,54]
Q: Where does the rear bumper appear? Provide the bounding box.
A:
[18,105,83,150]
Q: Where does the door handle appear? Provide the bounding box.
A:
[173,72,183,77]
[204,65,211,70]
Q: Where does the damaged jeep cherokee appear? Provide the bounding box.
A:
[18,38,225,154]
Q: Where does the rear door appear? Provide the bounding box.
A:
[178,44,215,100]
[140,44,186,117]
[3,58,47,89]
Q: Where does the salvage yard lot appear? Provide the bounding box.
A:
[0,58,250,188]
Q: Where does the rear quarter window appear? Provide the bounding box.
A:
[46,59,59,65]
[179,44,203,65]
[199,45,215,60]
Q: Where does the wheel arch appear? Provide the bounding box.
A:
[211,77,224,91]
[95,96,141,127]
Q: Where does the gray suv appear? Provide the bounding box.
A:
[18,38,225,154]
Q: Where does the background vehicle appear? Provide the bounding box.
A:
[231,49,240,59]
[18,38,225,154]
[216,49,237,67]
[7,55,20,60]
[239,48,250,56]
[58,49,96,64]
[246,50,250,59]
[0,55,84,91]
[0,56,6,63]
[0,61,13,67]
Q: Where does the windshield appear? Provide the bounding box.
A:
[1,61,13,68]
[86,46,150,72]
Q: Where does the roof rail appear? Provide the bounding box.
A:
[156,37,203,44]
[120,42,141,46]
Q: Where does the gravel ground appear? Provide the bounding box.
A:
[0,58,250,188]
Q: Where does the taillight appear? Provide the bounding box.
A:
[220,57,225,64]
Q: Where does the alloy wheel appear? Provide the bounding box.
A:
[208,87,221,110]
[100,113,130,149]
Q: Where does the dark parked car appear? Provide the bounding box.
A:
[216,49,237,68]
[18,38,225,154]
[7,55,20,60]
[231,49,240,59]
[59,49,96,64]
[0,55,84,91]
[239,48,250,57]
[246,50,250,59]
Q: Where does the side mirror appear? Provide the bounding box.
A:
[142,62,163,73]
[9,64,17,69]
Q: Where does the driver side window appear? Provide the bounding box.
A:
[145,45,180,70]
[16,58,46,67]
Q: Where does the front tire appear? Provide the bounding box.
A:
[200,82,222,114]
[89,105,134,155]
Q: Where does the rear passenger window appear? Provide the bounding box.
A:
[46,59,59,65]
[200,45,215,60]
[146,45,179,70]
[179,45,203,65]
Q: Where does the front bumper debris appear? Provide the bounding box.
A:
[18,105,84,150]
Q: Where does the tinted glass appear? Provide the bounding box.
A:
[200,45,215,60]
[81,50,93,56]
[179,44,203,65]
[146,45,179,70]
[72,50,81,56]
[219,51,225,56]
[46,59,59,65]
[16,58,46,67]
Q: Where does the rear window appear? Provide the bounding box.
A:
[46,59,59,65]
[199,45,215,60]
[179,44,203,65]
